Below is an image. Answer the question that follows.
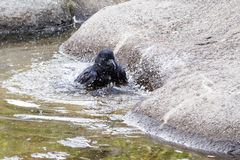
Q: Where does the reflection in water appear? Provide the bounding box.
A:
[5,99,40,108]
[0,37,210,160]
[57,137,92,148]
[31,152,69,160]
[3,156,22,160]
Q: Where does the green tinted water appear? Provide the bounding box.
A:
[0,36,212,160]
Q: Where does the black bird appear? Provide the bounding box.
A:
[74,49,128,90]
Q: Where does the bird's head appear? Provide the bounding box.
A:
[94,49,117,71]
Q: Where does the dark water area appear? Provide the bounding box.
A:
[0,35,213,160]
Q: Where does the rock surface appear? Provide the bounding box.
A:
[71,0,129,21]
[61,0,240,157]
[0,0,127,38]
[0,0,72,37]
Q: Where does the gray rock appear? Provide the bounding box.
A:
[71,0,129,22]
[61,0,240,157]
[0,0,72,37]
[62,0,191,90]
[0,0,127,38]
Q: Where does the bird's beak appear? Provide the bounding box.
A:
[107,59,117,69]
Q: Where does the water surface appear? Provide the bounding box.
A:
[0,36,212,160]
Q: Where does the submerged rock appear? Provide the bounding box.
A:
[61,0,240,157]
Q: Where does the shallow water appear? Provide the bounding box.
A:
[0,36,212,160]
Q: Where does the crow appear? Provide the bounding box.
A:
[74,49,128,90]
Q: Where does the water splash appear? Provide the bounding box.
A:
[2,53,146,113]
[3,54,90,104]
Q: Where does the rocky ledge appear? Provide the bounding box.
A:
[0,0,127,39]
[61,0,240,158]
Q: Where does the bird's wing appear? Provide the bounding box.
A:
[74,67,97,86]
[116,65,128,85]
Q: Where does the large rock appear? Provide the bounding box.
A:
[61,0,240,157]
[0,0,127,38]
[62,0,193,89]
[0,0,72,37]
[71,0,129,21]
